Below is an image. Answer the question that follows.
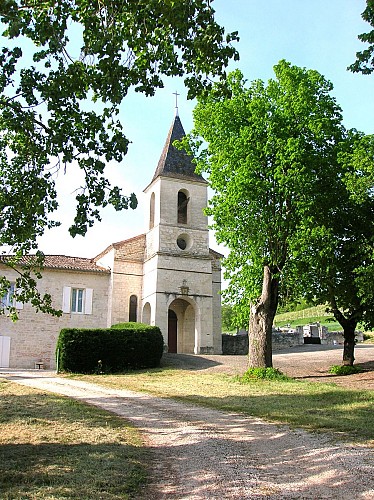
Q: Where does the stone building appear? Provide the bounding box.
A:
[0,115,222,369]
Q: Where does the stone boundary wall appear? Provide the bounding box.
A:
[272,330,304,350]
[222,333,248,355]
[222,329,364,355]
[222,331,303,355]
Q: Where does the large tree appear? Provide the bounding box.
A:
[183,61,347,368]
[349,0,374,74]
[0,0,238,318]
[295,133,374,366]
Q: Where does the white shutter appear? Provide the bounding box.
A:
[0,336,10,368]
[15,286,23,310]
[84,288,93,315]
[62,287,71,313]
[15,299,23,310]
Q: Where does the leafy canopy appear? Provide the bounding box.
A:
[0,0,238,318]
[183,61,346,322]
[349,0,374,74]
[1,0,239,252]
[290,124,374,337]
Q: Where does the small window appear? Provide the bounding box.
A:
[129,295,138,322]
[62,287,93,315]
[149,192,155,229]
[1,282,23,310]
[177,191,189,224]
[2,282,15,308]
[71,288,84,313]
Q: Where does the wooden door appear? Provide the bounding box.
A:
[168,310,178,353]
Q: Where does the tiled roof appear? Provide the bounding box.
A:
[44,255,110,273]
[0,254,110,273]
[209,248,224,259]
[151,115,207,184]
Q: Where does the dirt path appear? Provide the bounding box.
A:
[2,346,374,500]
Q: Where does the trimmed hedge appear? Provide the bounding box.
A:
[111,322,156,330]
[56,323,164,373]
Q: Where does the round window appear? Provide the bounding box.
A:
[176,233,192,251]
[177,237,187,250]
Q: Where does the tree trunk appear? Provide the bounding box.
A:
[329,295,358,366]
[248,265,279,368]
[342,321,357,366]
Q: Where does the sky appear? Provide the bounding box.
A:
[35,0,373,262]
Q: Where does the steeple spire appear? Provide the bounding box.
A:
[151,115,207,184]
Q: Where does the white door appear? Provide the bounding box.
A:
[0,336,10,368]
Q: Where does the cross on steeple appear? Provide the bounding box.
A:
[173,91,180,116]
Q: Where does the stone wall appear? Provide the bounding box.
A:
[222,333,248,355]
[272,330,304,350]
[222,328,364,355]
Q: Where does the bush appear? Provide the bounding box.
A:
[328,365,361,376]
[111,322,155,330]
[56,323,164,373]
[238,367,291,383]
[363,332,374,343]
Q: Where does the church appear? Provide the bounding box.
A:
[0,115,222,369]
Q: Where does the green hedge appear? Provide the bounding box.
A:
[56,323,164,373]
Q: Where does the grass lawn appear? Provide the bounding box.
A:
[0,379,149,499]
[72,368,374,447]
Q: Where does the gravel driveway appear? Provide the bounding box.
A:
[1,344,373,499]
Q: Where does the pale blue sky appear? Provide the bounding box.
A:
[37,0,373,258]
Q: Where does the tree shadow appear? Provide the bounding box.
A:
[0,442,148,499]
[192,389,374,444]
[160,353,222,371]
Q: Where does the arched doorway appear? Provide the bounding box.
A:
[168,310,178,353]
[168,298,196,353]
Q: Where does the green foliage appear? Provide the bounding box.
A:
[277,298,315,314]
[294,129,374,364]
[0,251,62,321]
[111,321,155,330]
[0,0,238,313]
[349,0,374,74]
[342,135,374,203]
[221,304,246,331]
[182,59,373,367]
[363,332,374,343]
[328,365,361,376]
[238,367,291,382]
[56,324,164,373]
[183,60,348,366]
[186,61,346,306]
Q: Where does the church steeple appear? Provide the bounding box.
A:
[151,115,207,184]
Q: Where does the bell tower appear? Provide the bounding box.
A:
[142,113,221,354]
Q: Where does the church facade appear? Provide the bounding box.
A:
[0,115,222,369]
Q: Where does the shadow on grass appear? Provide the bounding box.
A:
[355,359,374,372]
[0,442,146,499]
[160,353,222,371]
[0,391,131,428]
[185,386,374,444]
